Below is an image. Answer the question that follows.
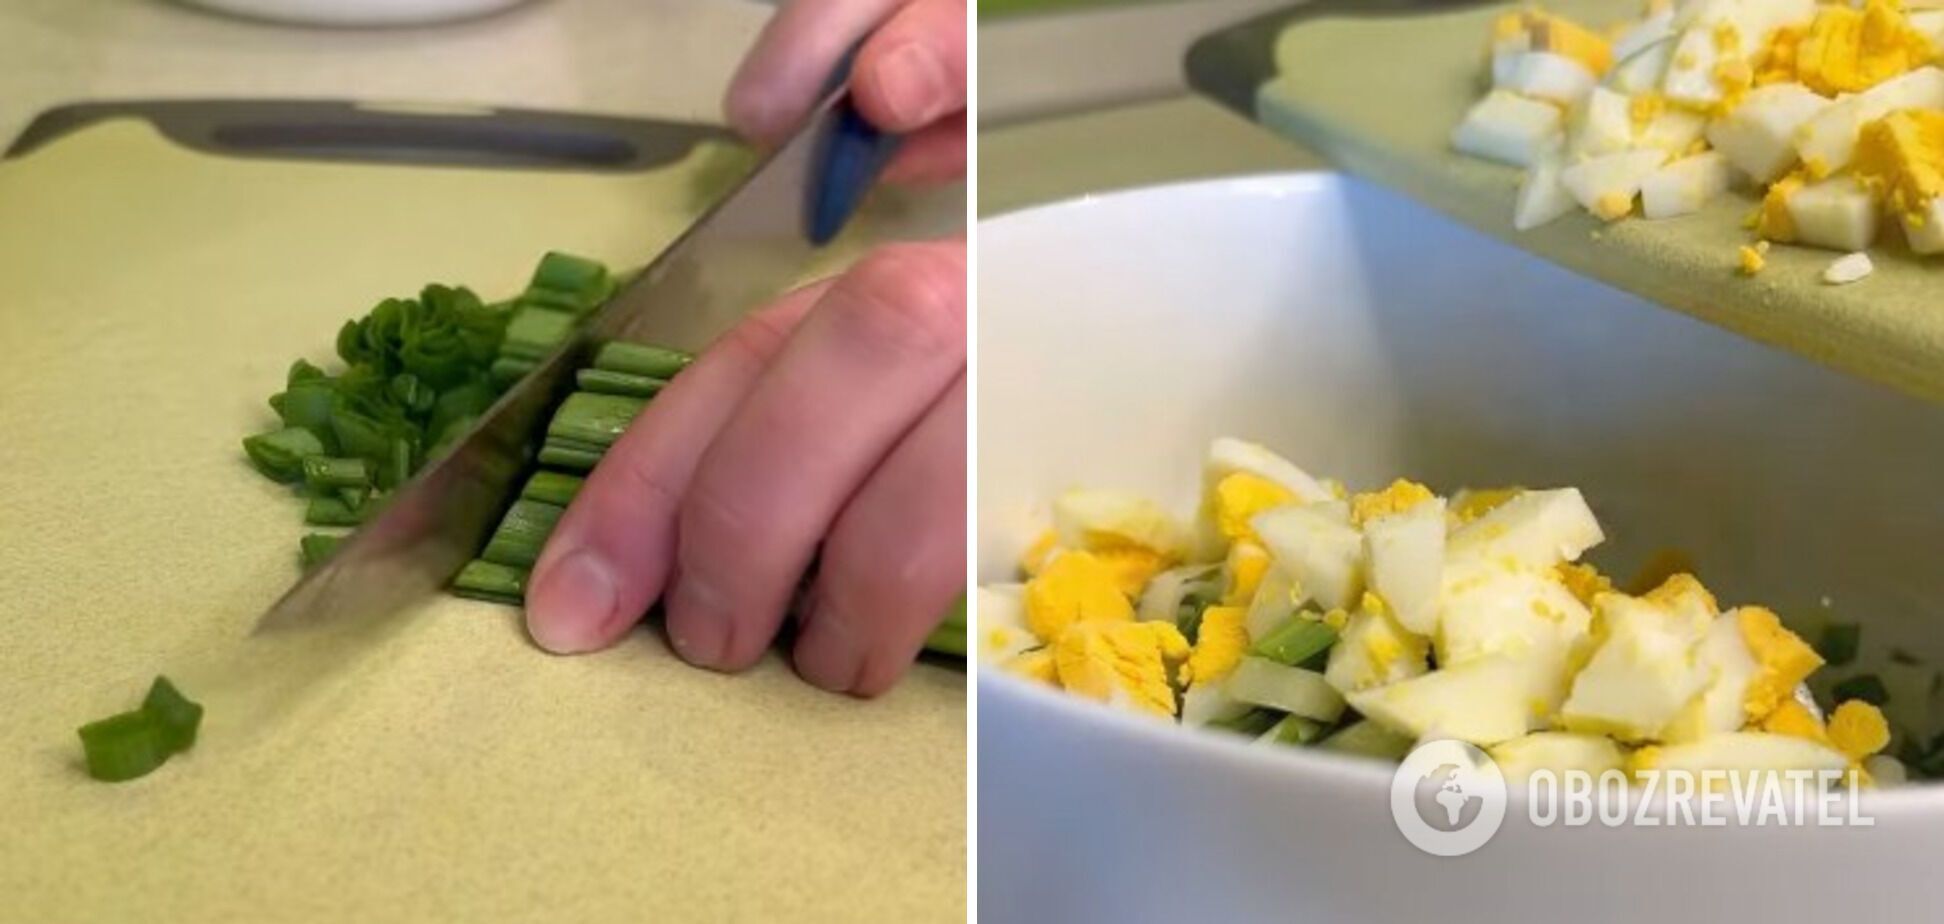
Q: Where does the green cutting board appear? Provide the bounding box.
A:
[1187,0,1944,406]
[0,108,963,923]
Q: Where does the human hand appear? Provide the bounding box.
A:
[522,240,967,696]
[723,0,967,185]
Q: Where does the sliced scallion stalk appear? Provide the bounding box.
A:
[77,711,169,783]
[300,532,344,568]
[1223,657,1346,722]
[490,356,538,386]
[538,444,603,472]
[481,500,565,568]
[305,494,363,527]
[1254,714,1325,748]
[1251,616,1338,668]
[547,392,647,449]
[452,559,529,603]
[530,250,611,301]
[1318,721,1416,760]
[924,594,968,656]
[242,427,326,482]
[575,368,668,398]
[141,676,203,753]
[500,308,577,360]
[521,471,585,507]
[1205,707,1283,737]
[302,456,371,491]
[594,342,693,379]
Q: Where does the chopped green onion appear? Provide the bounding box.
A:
[594,342,693,379]
[1251,616,1338,667]
[77,712,169,783]
[1834,674,1889,706]
[576,368,669,398]
[386,435,413,489]
[300,532,344,568]
[141,676,203,752]
[538,444,604,472]
[542,435,612,456]
[1255,714,1325,747]
[500,307,577,361]
[1205,707,1283,737]
[1175,587,1219,644]
[547,392,647,449]
[335,485,370,512]
[481,500,565,568]
[452,559,529,603]
[521,471,585,507]
[302,456,371,491]
[1223,657,1346,722]
[924,594,968,657]
[242,427,326,482]
[1318,721,1417,760]
[275,380,338,445]
[305,494,364,527]
[490,356,537,387]
[530,250,611,301]
[1818,623,1861,667]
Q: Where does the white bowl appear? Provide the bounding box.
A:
[977,173,1944,921]
[175,0,532,26]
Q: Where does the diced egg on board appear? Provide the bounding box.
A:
[1785,174,1880,251]
[1561,149,1669,220]
[1612,8,1677,64]
[1795,67,1944,176]
[1453,90,1565,167]
[1904,197,1944,253]
[1514,148,1577,230]
[1605,35,1675,95]
[1500,51,1598,105]
[1638,107,1708,156]
[1823,251,1875,284]
[1567,86,1637,158]
[1641,150,1732,218]
[1252,502,1365,611]
[1705,82,1828,182]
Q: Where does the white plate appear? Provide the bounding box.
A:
[977,173,1944,921]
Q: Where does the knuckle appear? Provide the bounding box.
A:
[825,244,966,360]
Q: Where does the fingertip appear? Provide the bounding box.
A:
[664,576,739,671]
[524,550,623,655]
[852,40,955,132]
[794,603,868,694]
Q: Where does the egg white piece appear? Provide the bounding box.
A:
[1605,36,1674,94]
[1866,754,1910,787]
[1514,146,1578,231]
[1661,609,1762,743]
[1446,487,1604,572]
[977,584,1036,663]
[1706,82,1828,182]
[1204,437,1329,504]
[1052,488,1187,557]
[1640,150,1731,218]
[1638,108,1708,156]
[1452,90,1566,167]
[1252,502,1366,611]
[1324,604,1430,694]
[1659,27,1731,108]
[1436,568,1592,667]
[1612,9,1677,63]
[1225,657,1347,721]
[1903,198,1944,254]
[1822,251,1874,284]
[1489,732,1627,783]
[1560,149,1669,220]
[1911,8,1944,46]
[1566,86,1637,159]
[1363,498,1445,635]
[1178,682,1252,727]
[1558,593,1714,741]
[1347,654,1543,746]
[1243,567,1306,639]
[1500,51,1597,105]
[1642,731,1850,782]
[1786,175,1880,252]
[1795,67,1944,175]
[1136,563,1219,623]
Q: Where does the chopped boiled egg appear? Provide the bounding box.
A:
[1706,81,1829,181]
[1453,90,1567,167]
[1205,438,1329,503]
[1738,241,1770,274]
[1641,149,1733,217]
[977,584,1037,663]
[1489,731,1628,782]
[1003,649,1059,686]
[1052,488,1187,561]
[1790,0,1934,96]
[1638,106,1710,155]
[1222,540,1273,605]
[1515,145,1578,230]
[1182,604,1250,689]
[1822,250,1875,283]
[1901,195,1944,253]
[1019,528,1058,576]
[1349,479,1436,527]
[1501,51,1600,105]
[1660,608,1763,743]
[1794,65,1944,176]
[1763,172,1881,249]
[1242,566,1306,639]
[1446,487,1605,572]
[1052,619,1190,717]
[1552,561,1615,607]
[1608,33,1678,94]
[1737,605,1825,721]
[1437,569,1594,668]
[1252,501,1365,611]
[1557,590,1714,741]
[1348,654,1545,745]
[1023,550,1135,642]
[1324,594,1431,693]
[1363,497,1446,635]
[1826,699,1891,762]
[1852,107,1944,231]
[1213,472,1298,544]
[1630,730,1850,785]
[1568,86,1639,158]
[1561,149,1669,219]
[1136,562,1219,623]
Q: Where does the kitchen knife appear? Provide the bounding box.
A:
[252,89,902,634]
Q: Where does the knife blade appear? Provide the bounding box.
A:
[252,89,899,634]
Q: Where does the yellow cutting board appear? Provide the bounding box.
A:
[0,117,963,923]
[1229,0,1944,406]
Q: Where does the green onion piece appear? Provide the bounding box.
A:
[77,711,169,783]
[452,559,529,603]
[594,342,693,379]
[242,427,326,483]
[517,288,588,314]
[542,435,611,455]
[336,485,370,512]
[1319,721,1417,760]
[1256,714,1325,747]
[141,676,203,753]
[538,444,604,472]
[386,435,412,489]
[521,471,585,507]
[300,532,344,568]
[500,307,577,360]
[330,409,394,466]
[529,251,610,300]
[1818,623,1862,667]
[576,368,669,398]
[490,356,538,387]
[275,380,338,446]
[1252,617,1339,667]
[482,500,565,568]
[1833,674,1890,706]
[1175,587,1219,645]
[547,392,647,449]
[288,358,328,385]
[302,456,371,491]
[923,593,968,657]
[1205,707,1283,737]
[305,494,364,527]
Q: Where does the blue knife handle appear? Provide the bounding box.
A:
[805,97,902,246]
